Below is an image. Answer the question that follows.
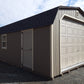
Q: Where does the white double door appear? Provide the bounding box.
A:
[21,29,33,69]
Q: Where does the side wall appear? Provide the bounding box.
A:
[0,32,21,67]
[33,26,51,77]
[60,16,84,72]
[53,9,84,77]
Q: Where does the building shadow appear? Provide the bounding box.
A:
[0,61,50,83]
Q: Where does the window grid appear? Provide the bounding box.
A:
[1,34,7,49]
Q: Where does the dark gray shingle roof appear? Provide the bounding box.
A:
[0,6,84,34]
[0,7,58,34]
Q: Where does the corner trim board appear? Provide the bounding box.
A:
[50,24,54,78]
[32,28,34,71]
[21,31,24,67]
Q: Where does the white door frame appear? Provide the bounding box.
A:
[21,29,33,71]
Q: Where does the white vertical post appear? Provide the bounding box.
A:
[21,31,24,67]
[51,24,54,79]
[32,28,34,71]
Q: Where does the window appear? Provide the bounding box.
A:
[1,34,7,49]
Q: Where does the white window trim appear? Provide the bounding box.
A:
[1,34,7,49]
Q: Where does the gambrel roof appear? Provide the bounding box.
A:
[0,6,84,34]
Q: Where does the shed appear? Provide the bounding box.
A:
[0,6,84,78]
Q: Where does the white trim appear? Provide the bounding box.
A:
[1,34,7,49]
[60,14,84,74]
[59,20,61,74]
[50,24,54,78]
[21,31,24,67]
[32,28,34,71]
[21,29,33,69]
[61,62,84,73]
[60,14,84,23]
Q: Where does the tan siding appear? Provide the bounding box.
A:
[56,9,84,20]
[53,9,84,77]
[33,26,51,77]
[0,32,21,67]
[60,18,84,71]
[53,20,60,76]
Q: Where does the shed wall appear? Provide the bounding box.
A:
[56,9,84,20]
[60,17,84,71]
[33,26,51,77]
[53,9,84,77]
[0,32,21,67]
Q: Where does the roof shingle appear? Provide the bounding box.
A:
[0,6,84,34]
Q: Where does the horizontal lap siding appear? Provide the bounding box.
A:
[0,32,21,67]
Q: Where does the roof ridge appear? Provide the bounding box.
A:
[0,6,83,34]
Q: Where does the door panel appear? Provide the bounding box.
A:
[23,51,32,68]
[21,29,33,69]
[60,19,84,71]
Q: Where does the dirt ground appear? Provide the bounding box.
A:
[0,61,84,84]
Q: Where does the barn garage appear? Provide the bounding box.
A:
[0,6,84,79]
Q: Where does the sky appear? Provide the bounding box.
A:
[0,0,84,27]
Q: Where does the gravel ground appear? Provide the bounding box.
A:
[0,61,84,84]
